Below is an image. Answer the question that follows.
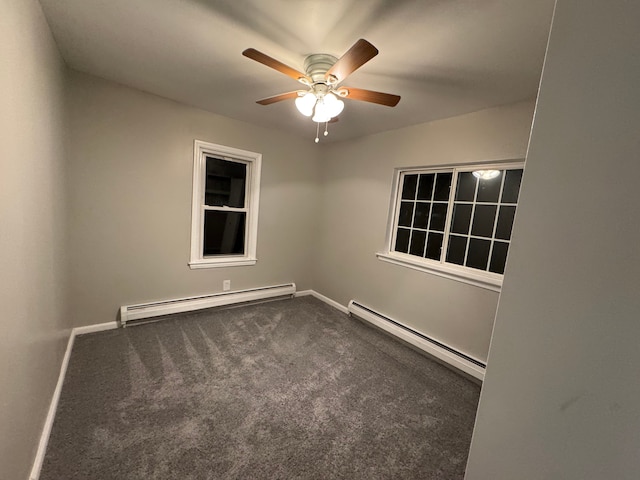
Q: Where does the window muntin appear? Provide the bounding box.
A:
[387,162,523,284]
[189,141,261,269]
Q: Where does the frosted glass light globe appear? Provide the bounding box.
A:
[323,93,344,118]
[312,97,332,123]
[295,92,316,117]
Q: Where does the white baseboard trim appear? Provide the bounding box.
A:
[29,321,118,480]
[348,300,486,381]
[120,283,296,326]
[297,291,483,380]
[295,289,349,314]
[29,332,74,480]
[73,321,119,336]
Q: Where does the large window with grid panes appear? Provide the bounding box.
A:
[378,161,524,290]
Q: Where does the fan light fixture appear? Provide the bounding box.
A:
[295,89,345,142]
[472,170,501,180]
[295,91,344,122]
[242,40,401,143]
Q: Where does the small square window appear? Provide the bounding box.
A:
[451,204,473,235]
[495,206,517,240]
[476,175,502,203]
[401,174,418,200]
[447,235,467,265]
[410,230,427,257]
[395,228,411,253]
[417,174,435,200]
[466,238,491,270]
[471,205,497,238]
[413,202,431,229]
[455,172,477,202]
[434,173,453,201]
[425,232,444,260]
[430,203,449,232]
[398,202,414,227]
[502,169,523,203]
[489,241,510,274]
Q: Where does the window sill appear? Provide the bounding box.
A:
[189,257,257,269]
[376,252,502,292]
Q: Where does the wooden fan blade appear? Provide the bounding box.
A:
[243,48,310,83]
[325,39,378,84]
[329,116,339,123]
[256,91,300,105]
[339,87,401,107]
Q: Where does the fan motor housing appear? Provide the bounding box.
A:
[304,54,337,84]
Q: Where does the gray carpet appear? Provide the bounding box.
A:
[41,296,480,479]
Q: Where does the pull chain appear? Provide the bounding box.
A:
[324,122,329,136]
[315,122,320,143]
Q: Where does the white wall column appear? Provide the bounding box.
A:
[466,1,640,478]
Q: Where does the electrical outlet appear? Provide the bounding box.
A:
[223,280,231,291]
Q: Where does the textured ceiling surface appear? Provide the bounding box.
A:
[39,0,555,142]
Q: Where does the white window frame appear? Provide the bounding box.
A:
[377,160,524,292]
[189,140,261,269]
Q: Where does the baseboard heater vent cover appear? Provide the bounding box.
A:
[120,283,296,327]
[348,300,486,381]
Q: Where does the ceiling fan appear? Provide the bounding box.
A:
[242,39,400,142]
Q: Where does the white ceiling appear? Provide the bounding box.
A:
[39,0,555,143]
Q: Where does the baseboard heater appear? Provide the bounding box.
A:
[347,300,486,381]
[120,283,296,327]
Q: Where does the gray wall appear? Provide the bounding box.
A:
[315,101,535,362]
[65,72,535,363]
[465,1,640,478]
[0,0,69,478]
[65,71,321,327]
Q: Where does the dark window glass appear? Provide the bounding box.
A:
[450,203,473,235]
[502,169,523,203]
[455,172,477,201]
[466,238,491,270]
[203,211,245,256]
[430,203,448,231]
[433,173,452,201]
[446,235,467,265]
[395,228,410,253]
[205,157,246,208]
[393,165,521,275]
[417,174,435,200]
[425,232,444,260]
[489,241,509,274]
[402,174,418,200]
[413,202,431,229]
[409,230,427,257]
[471,204,497,238]
[495,206,517,240]
[398,202,414,227]
[476,173,502,203]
